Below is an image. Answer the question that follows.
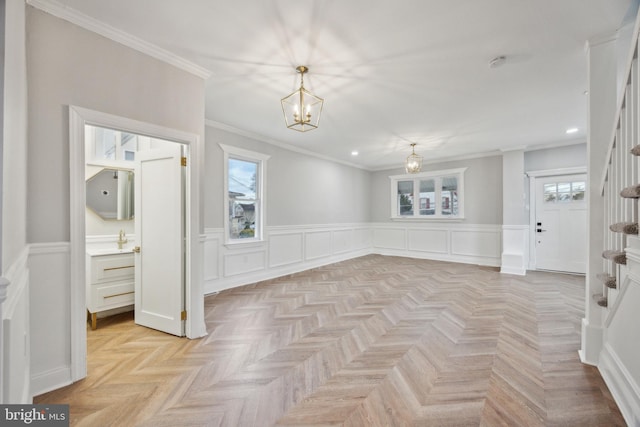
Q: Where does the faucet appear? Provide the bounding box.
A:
[117,229,128,249]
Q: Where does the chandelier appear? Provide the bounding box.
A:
[405,143,423,173]
[281,66,324,132]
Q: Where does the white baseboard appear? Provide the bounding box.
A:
[501,225,528,275]
[373,247,500,267]
[2,247,31,403]
[579,318,602,366]
[500,265,527,275]
[205,248,371,294]
[599,343,640,427]
[30,365,72,398]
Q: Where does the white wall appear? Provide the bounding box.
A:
[2,0,30,404]
[25,6,205,396]
[3,0,28,270]
[501,150,528,275]
[503,151,526,225]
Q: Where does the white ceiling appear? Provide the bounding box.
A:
[52,0,634,169]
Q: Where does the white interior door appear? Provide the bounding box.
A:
[134,144,185,336]
[534,174,587,273]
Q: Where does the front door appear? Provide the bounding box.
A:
[534,174,587,273]
[134,144,185,336]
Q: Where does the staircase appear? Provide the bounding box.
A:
[598,43,640,310]
[593,12,640,426]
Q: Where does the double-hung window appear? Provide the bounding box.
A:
[220,144,270,244]
[389,168,466,219]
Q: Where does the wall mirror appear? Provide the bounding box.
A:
[86,168,135,220]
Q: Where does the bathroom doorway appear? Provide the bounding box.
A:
[69,106,206,382]
[84,125,186,334]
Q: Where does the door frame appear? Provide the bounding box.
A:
[527,166,586,270]
[69,106,206,382]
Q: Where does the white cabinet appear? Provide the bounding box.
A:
[86,250,134,329]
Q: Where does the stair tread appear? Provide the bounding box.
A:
[596,272,617,289]
[602,249,627,265]
[609,221,639,234]
[620,184,640,198]
[595,294,608,307]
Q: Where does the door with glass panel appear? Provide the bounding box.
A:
[534,174,587,273]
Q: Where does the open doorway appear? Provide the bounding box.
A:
[69,106,206,382]
[84,125,186,334]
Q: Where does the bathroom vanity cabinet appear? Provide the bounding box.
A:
[86,249,135,329]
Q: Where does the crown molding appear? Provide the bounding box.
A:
[371,150,504,172]
[26,0,212,80]
[205,119,368,171]
[207,119,586,173]
[499,145,527,153]
[524,138,585,152]
[586,31,619,50]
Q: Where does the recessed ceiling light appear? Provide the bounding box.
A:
[566,128,578,134]
[351,150,359,156]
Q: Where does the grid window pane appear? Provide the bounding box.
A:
[398,181,414,216]
[228,158,258,239]
[419,180,435,215]
[558,192,571,202]
[442,176,458,215]
[571,181,585,201]
[544,183,556,203]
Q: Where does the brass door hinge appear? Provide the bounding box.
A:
[181,157,187,166]
[181,310,187,320]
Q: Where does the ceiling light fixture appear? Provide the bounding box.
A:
[351,150,359,156]
[281,66,324,132]
[566,127,578,134]
[405,143,423,173]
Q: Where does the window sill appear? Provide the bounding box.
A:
[390,216,465,222]
[224,239,266,250]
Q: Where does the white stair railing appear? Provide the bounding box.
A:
[599,35,640,309]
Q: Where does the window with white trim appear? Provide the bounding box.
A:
[389,168,466,219]
[220,144,270,243]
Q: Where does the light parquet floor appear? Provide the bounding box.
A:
[35,255,625,426]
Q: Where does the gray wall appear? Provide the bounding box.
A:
[26,6,205,243]
[2,0,27,271]
[205,127,372,228]
[525,143,586,172]
[370,155,503,224]
[26,6,205,384]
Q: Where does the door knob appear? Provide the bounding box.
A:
[133,246,141,253]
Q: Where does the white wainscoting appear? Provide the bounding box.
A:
[203,224,372,294]
[2,247,31,403]
[203,223,502,294]
[28,242,73,397]
[597,237,640,426]
[501,225,529,275]
[371,222,502,267]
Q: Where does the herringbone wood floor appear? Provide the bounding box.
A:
[35,255,625,426]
